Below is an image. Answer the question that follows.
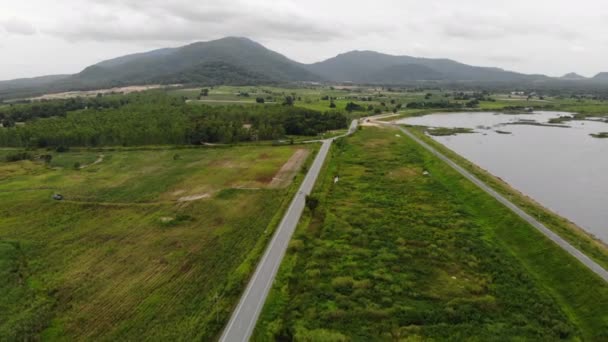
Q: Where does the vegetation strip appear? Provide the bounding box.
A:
[220,121,357,341]
[254,127,608,340]
[406,125,608,269]
[390,123,608,282]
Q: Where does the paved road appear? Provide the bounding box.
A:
[220,120,358,342]
[390,123,608,283]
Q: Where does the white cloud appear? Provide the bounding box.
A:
[0,17,37,35]
[1,0,608,79]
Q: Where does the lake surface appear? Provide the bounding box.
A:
[398,111,608,243]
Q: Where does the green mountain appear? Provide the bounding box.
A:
[0,74,70,99]
[305,50,546,83]
[560,72,587,80]
[592,72,608,81]
[2,37,607,99]
[59,37,319,89]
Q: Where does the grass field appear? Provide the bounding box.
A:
[405,126,608,270]
[0,144,314,340]
[168,85,427,115]
[254,127,608,341]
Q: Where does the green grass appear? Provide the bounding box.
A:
[407,126,608,271]
[426,127,475,136]
[254,127,608,341]
[169,85,425,116]
[0,144,315,340]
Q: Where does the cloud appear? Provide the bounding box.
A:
[486,55,525,64]
[44,0,373,43]
[436,11,580,41]
[0,17,37,35]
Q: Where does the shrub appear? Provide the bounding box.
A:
[5,152,32,162]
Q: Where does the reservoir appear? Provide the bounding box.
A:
[398,111,608,243]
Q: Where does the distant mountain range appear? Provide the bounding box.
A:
[2,37,608,99]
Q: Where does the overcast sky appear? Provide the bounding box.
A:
[1,0,607,81]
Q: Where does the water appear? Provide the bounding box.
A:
[397,111,608,243]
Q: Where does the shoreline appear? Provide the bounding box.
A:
[395,121,608,269]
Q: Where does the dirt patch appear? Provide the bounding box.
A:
[172,190,186,196]
[177,193,211,202]
[361,120,384,127]
[387,166,421,180]
[269,149,310,188]
[27,85,180,101]
[209,159,239,168]
[80,155,104,169]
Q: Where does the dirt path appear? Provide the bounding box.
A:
[80,155,105,169]
[269,149,310,188]
[177,193,211,202]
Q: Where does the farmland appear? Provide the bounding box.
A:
[0,143,314,340]
[254,127,608,340]
[1,84,608,340]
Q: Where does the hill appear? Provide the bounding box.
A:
[2,37,608,99]
[0,74,70,99]
[560,72,587,80]
[592,72,608,81]
[305,50,545,83]
[58,37,319,89]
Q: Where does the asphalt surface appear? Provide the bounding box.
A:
[391,123,608,283]
[219,120,358,342]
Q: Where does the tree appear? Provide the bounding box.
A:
[256,97,265,104]
[305,195,319,212]
[200,89,209,97]
[345,102,363,113]
[283,96,294,106]
[40,154,52,164]
[329,101,336,108]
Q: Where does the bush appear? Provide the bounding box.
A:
[5,152,32,162]
[305,195,319,212]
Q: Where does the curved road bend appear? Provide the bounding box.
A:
[389,123,608,283]
[220,120,359,342]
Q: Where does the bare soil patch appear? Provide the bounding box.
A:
[269,149,309,188]
[80,155,104,169]
[28,85,180,101]
[177,193,211,202]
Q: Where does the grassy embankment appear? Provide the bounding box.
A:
[0,144,315,340]
[254,127,608,341]
[405,126,608,270]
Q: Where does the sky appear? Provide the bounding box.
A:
[1,0,607,81]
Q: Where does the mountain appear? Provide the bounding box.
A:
[560,72,587,80]
[60,37,319,89]
[2,37,606,99]
[592,72,608,81]
[0,74,70,98]
[306,50,545,83]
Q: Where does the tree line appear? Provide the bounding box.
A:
[0,96,132,127]
[0,93,348,147]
